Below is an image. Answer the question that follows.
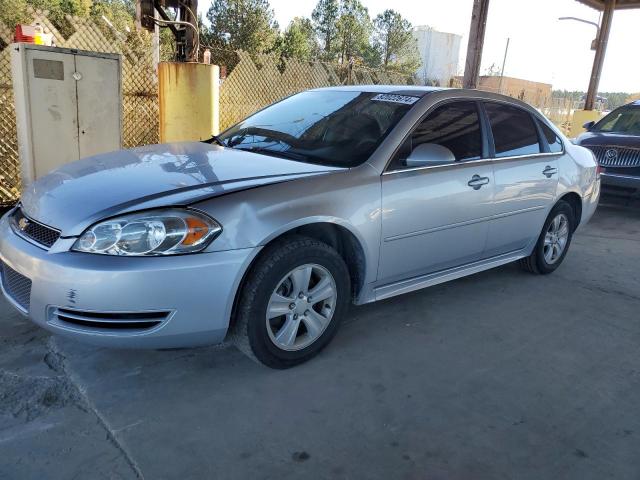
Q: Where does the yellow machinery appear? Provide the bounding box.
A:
[158,62,219,143]
[570,110,601,138]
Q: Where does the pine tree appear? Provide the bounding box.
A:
[206,0,278,54]
[311,0,339,57]
[372,9,418,70]
[335,0,370,64]
[279,17,319,61]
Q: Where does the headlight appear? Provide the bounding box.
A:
[73,209,222,256]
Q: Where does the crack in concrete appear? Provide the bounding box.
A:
[556,275,640,304]
[575,232,640,243]
[46,338,145,479]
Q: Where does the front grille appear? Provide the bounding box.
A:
[10,208,60,249]
[0,261,32,312]
[586,145,640,168]
[51,307,170,331]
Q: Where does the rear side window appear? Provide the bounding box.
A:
[410,101,483,162]
[538,120,563,153]
[485,103,541,157]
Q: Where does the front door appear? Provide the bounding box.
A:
[378,101,494,285]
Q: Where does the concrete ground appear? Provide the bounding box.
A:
[1,200,639,480]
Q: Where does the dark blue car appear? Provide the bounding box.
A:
[575,101,640,196]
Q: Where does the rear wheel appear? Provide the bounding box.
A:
[520,200,575,274]
[233,235,350,368]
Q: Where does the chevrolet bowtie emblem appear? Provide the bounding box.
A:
[17,217,30,231]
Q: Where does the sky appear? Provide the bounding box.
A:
[198,0,639,93]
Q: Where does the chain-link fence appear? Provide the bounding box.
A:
[535,95,607,136]
[0,21,21,203]
[219,51,416,131]
[537,96,575,135]
[0,9,158,205]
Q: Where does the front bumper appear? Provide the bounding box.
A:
[601,172,640,192]
[0,213,257,349]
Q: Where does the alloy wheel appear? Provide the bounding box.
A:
[543,213,570,264]
[265,264,337,351]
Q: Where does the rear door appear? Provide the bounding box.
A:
[378,101,494,284]
[482,102,561,257]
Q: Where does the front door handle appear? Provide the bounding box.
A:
[543,165,558,178]
[467,174,490,190]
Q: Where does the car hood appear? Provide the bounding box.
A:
[21,142,343,236]
[575,131,640,148]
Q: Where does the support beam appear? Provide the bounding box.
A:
[463,0,490,89]
[584,0,615,110]
[152,0,179,37]
[180,0,199,62]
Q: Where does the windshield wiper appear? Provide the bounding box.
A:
[235,146,309,162]
[202,134,225,146]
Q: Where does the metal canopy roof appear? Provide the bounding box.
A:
[464,0,639,110]
[577,0,640,10]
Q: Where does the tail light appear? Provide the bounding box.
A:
[596,164,604,178]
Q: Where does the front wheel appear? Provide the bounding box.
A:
[233,236,350,369]
[520,200,576,274]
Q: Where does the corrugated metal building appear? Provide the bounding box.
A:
[476,76,553,106]
[452,75,552,107]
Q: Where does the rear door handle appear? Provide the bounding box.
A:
[467,174,490,190]
[543,166,558,178]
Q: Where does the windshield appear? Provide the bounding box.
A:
[593,106,640,135]
[218,90,418,167]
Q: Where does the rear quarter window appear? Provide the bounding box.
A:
[538,120,563,153]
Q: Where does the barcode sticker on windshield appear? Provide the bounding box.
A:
[371,94,419,105]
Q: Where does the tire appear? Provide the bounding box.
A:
[232,235,351,369]
[520,200,576,275]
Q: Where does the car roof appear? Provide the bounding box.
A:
[310,85,446,97]
[307,85,554,122]
[308,86,537,107]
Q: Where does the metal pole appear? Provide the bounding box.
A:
[180,0,198,62]
[557,17,599,50]
[585,0,615,110]
[152,10,160,71]
[498,37,510,94]
[463,0,490,89]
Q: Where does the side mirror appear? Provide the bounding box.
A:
[583,120,596,131]
[405,143,455,168]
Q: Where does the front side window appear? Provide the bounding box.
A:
[219,90,417,167]
[390,101,483,170]
[593,106,640,135]
[485,103,541,157]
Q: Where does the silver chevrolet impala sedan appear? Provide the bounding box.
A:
[0,86,600,368]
